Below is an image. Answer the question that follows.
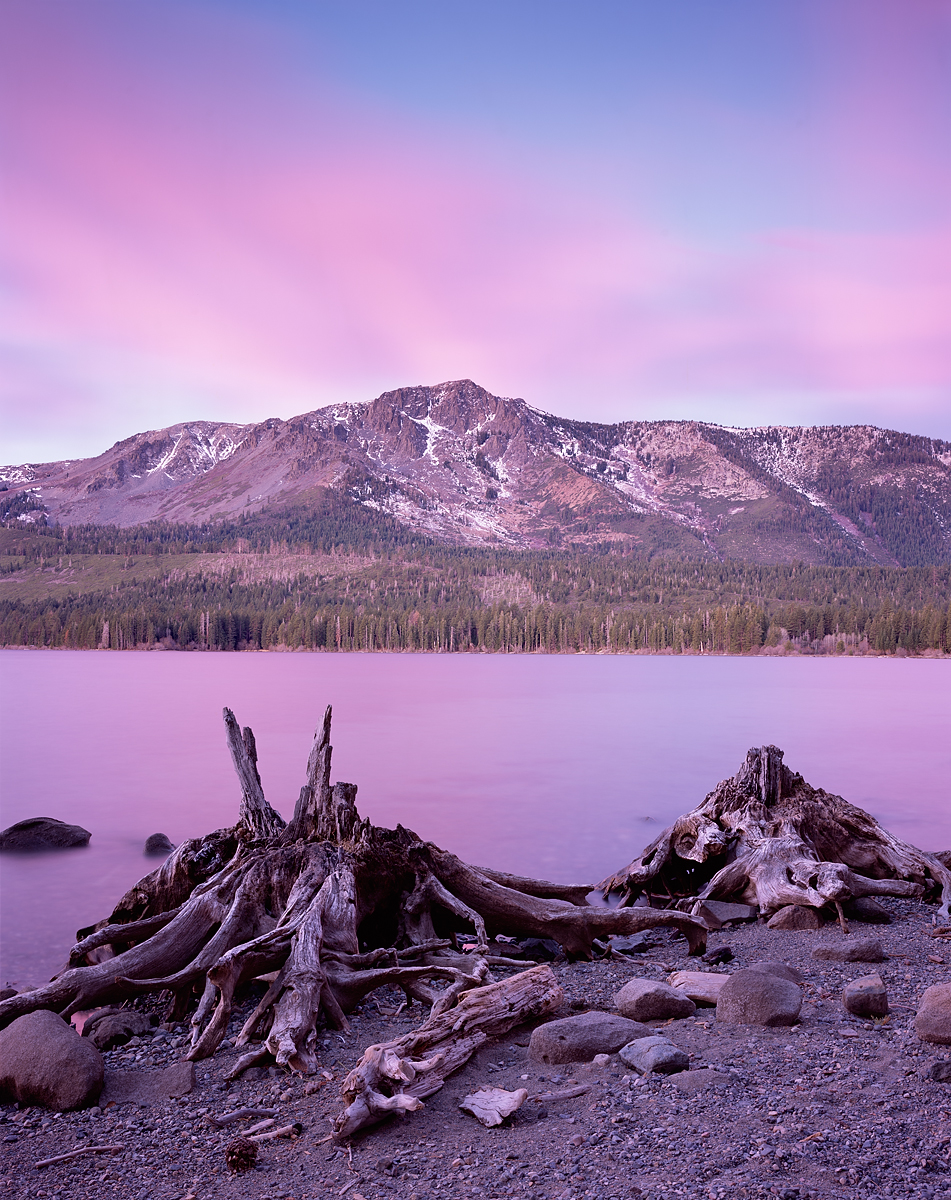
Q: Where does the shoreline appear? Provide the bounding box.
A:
[2,896,950,1200]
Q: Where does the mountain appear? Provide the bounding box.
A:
[4,379,951,565]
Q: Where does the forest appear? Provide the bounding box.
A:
[2,502,948,655]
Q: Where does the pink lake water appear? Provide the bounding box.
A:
[1,649,949,988]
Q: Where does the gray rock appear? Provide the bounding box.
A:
[716,968,802,1027]
[844,897,892,924]
[0,1010,103,1110]
[766,904,822,931]
[813,938,886,963]
[619,1035,689,1075]
[927,1061,951,1082]
[84,1011,154,1050]
[671,1069,734,1093]
[144,832,175,856]
[702,900,757,923]
[529,1012,650,1065]
[608,932,659,955]
[693,900,758,930]
[614,978,696,1021]
[842,974,888,1019]
[99,1061,195,1106]
[915,983,951,1046]
[0,817,91,851]
[748,960,804,984]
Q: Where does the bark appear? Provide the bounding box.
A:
[0,704,706,1138]
[600,745,951,922]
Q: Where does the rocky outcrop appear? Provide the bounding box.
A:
[5,381,951,565]
[0,1010,103,1110]
[0,817,91,851]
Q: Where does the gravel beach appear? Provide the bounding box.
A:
[3,896,950,1200]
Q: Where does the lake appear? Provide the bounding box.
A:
[1,649,949,988]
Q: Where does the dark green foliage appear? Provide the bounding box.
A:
[2,519,949,654]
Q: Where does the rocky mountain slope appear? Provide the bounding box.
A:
[4,380,951,565]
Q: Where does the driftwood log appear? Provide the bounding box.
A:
[0,705,706,1138]
[600,745,951,924]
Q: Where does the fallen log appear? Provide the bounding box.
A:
[600,745,951,922]
[0,705,705,1110]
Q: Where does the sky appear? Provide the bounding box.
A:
[1,0,949,463]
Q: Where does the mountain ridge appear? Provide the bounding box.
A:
[4,379,951,566]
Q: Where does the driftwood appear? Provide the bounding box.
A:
[601,745,951,923]
[0,705,705,1137]
[335,963,562,1137]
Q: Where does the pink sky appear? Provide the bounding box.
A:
[1,1,949,461]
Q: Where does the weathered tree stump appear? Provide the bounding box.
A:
[0,705,706,1136]
[600,745,951,923]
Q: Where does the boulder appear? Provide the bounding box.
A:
[666,970,729,1006]
[844,897,892,924]
[615,978,696,1021]
[619,1035,689,1075]
[715,969,802,1027]
[766,905,822,931]
[0,817,91,851]
[927,1061,951,1083]
[0,1010,103,1110]
[529,1012,650,1065]
[143,833,175,856]
[915,983,951,1046]
[843,974,888,1019]
[747,961,804,984]
[813,938,886,963]
[83,1010,154,1050]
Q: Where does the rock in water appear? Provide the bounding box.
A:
[529,1012,649,1064]
[614,978,696,1021]
[843,974,889,1018]
[0,1010,103,1110]
[716,969,802,1027]
[915,983,951,1045]
[0,817,91,851]
[144,832,175,856]
[619,1035,689,1075]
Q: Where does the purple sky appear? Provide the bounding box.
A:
[2,0,949,463]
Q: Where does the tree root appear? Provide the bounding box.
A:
[600,744,951,922]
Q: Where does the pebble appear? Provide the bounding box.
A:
[3,895,951,1200]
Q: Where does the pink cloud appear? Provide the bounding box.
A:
[1,2,949,460]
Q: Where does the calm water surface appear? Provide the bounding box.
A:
[1,650,948,986]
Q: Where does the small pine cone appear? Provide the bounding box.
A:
[225,1136,258,1173]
